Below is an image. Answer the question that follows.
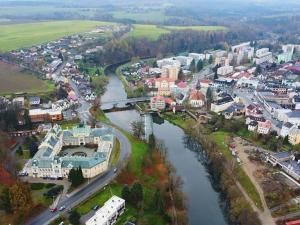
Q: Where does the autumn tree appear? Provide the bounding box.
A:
[131,120,145,140]
[9,182,33,216]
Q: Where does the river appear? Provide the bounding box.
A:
[102,72,228,225]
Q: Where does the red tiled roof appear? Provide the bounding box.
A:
[200,79,212,84]
[189,90,205,101]
[177,81,187,88]
[286,220,300,225]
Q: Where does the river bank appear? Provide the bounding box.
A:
[160,111,270,225]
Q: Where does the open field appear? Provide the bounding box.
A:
[112,10,170,23]
[127,24,171,40]
[0,20,114,52]
[127,24,228,40]
[0,61,53,94]
[165,25,228,31]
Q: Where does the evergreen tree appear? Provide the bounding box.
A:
[130,182,143,206]
[153,188,165,214]
[69,210,81,225]
[68,167,85,187]
[189,59,196,73]
[0,186,12,213]
[208,55,213,64]
[121,185,131,202]
[196,60,204,72]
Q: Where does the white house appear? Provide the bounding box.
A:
[217,66,234,76]
[85,196,125,225]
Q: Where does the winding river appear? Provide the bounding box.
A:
[102,71,228,225]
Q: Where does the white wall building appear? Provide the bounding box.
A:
[217,65,234,76]
[254,48,273,64]
[85,196,125,225]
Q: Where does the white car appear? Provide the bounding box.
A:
[59,205,66,211]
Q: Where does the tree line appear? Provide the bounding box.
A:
[96,30,231,65]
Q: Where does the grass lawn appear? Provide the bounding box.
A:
[127,24,171,40]
[57,118,81,130]
[0,61,53,94]
[110,139,121,166]
[211,131,263,210]
[160,111,194,130]
[0,20,114,52]
[75,184,123,215]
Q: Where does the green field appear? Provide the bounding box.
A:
[165,25,228,31]
[0,61,54,94]
[127,24,228,40]
[112,10,170,23]
[0,20,114,52]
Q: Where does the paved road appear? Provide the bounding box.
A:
[27,125,131,225]
[234,88,282,133]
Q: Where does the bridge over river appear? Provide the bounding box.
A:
[100,96,151,110]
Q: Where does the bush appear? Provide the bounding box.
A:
[45,183,56,189]
[44,185,63,198]
[30,183,44,190]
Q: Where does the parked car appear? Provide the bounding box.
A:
[113,168,118,173]
[93,205,99,211]
[50,207,57,213]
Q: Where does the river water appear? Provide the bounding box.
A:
[102,73,228,225]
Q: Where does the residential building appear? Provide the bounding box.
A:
[245,104,263,118]
[174,56,193,67]
[161,65,179,80]
[254,48,273,64]
[289,126,300,145]
[155,78,175,96]
[85,196,125,225]
[12,97,25,107]
[189,90,205,108]
[188,53,206,62]
[217,65,234,76]
[29,108,63,123]
[157,58,181,68]
[28,96,41,106]
[257,120,272,134]
[150,96,166,111]
[248,121,258,132]
[277,44,294,63]
[267,152,300,181]
[280,122,295,137]
[211,95,234,113]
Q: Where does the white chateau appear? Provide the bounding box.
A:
[23,124,114,179]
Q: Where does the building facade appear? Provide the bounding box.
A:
[23,124,114,179]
